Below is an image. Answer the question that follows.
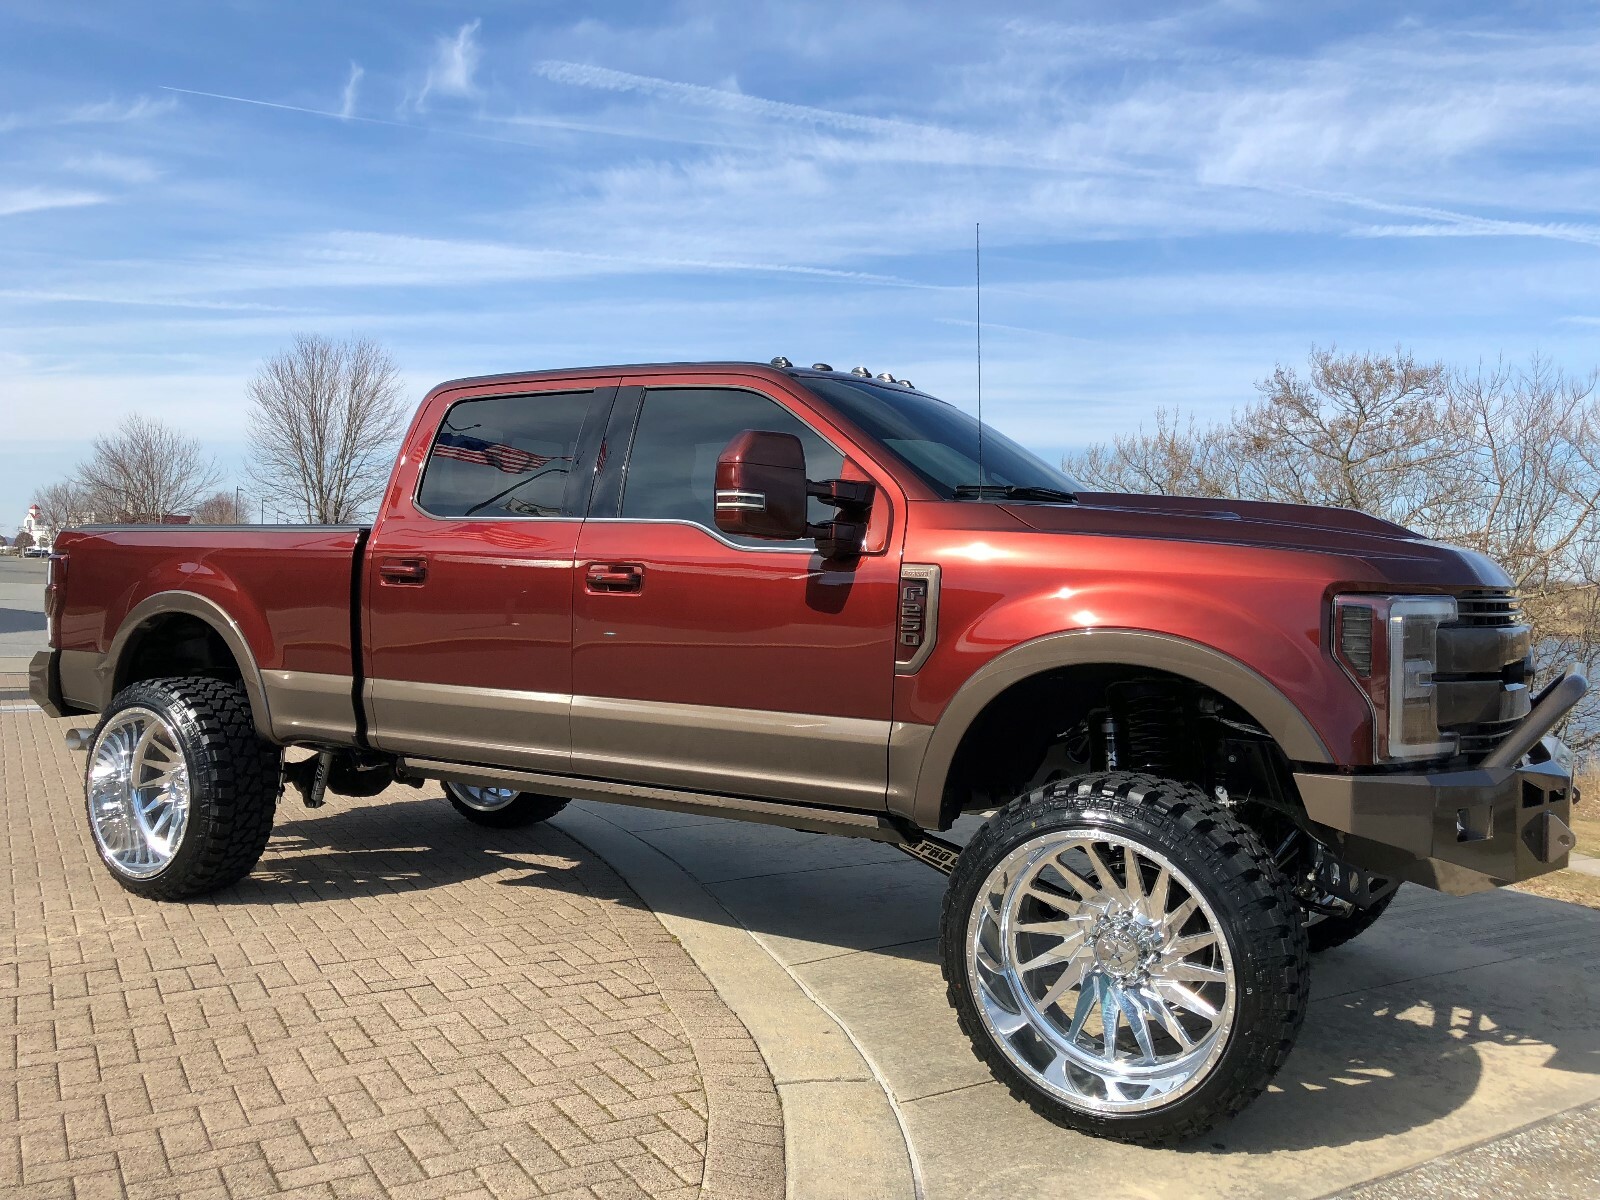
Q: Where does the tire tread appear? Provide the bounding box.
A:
[940,771,1310,1146]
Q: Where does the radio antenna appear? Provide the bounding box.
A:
[975,222,985,490]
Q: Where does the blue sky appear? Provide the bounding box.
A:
[3,1,1598,526]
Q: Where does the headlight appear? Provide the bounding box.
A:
[1333,594,1459,761]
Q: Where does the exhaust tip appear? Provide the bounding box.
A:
[64,727,94,753]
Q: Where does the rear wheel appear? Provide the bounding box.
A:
[445,782,568,828]
[941,772,1309,1145]
[85,676,280,899]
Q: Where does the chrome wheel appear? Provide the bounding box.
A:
[966,828,1237,1114]
[447,782,519,812]
[88,707,191,880]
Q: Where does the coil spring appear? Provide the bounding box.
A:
[1116,684,1176,776]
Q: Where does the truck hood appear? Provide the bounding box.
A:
[1001,492,1513,589]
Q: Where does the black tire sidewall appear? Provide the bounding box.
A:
[942,775,1307,1143]
[85,679,242,893]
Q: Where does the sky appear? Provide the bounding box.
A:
[2,0,1598,526]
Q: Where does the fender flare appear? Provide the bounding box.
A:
[900,628,1334,829]
[103,591,276,741]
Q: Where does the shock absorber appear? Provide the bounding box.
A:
[1112,681,1178,776]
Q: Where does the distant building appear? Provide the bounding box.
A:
[21,503,49,550]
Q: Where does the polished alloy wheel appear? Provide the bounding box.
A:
[966,829,1237,1114]
[87,706,192,880]
[447,782,520,812]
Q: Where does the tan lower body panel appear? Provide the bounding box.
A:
[570,694,891,810]
[262,670,359,743]
[404,757,907,841]
[57,649,108,710]
[366,677,570,774]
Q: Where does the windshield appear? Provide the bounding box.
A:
[799,377,1083,499]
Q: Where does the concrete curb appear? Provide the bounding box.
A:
[557,805,920,1200]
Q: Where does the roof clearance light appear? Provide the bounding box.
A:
[875,372,897,382]
[851,366,871,377]
[771,356,793,368]
[812,363,834,372]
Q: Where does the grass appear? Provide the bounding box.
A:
[1511,772,1600,909]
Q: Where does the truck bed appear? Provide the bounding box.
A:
[51,524,369,745]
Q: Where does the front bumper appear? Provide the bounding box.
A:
[1294,667,1588,895]
[29,649,68,718]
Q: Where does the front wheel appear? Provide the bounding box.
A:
[445,782,568,828]
[941,772,1309,1145]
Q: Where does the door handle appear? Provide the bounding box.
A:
[585,562,644,593]
[379,556,428,584]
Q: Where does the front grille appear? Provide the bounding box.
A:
[1443,588,1528,763]
[1454,589,1522,627]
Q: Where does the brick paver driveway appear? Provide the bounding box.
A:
[1,695,782,1200]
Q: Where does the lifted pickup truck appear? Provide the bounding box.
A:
[33,359,1588,1145]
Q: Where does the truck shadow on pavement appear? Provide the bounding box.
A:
[230,793,1600,1153]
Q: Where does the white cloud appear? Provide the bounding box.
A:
[0,188,107,218]
[340,62,364,119]
[418,20,481,108]
[0,94,175,134]
[534,60,925,137]
[61,152,160,184]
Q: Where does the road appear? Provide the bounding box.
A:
[0,556,48,673]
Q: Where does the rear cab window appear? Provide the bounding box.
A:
[417,390,594,518]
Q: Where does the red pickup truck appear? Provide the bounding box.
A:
[32,359,1587,1145]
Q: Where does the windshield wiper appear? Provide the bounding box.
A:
[952,484,1077,504]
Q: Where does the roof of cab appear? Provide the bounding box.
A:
[428,361,795,395]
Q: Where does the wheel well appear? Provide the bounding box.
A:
[939,664,1299,829]
[117,613,245,693]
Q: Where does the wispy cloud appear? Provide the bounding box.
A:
[61,152,160,185]
[535,60,927,138]
[0,94,175,134]
[418,20,481,108]
[0,188,108,218]
[339,62,364,119]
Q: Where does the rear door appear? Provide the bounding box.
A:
[569,376,903,809]
[364,380,616,771]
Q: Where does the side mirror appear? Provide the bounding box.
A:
[714,430,810,540]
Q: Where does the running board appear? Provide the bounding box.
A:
[400,757,909,843]
[895,833,963,875]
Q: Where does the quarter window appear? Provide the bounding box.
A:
[620,388,845,539]
[418,390,593,518]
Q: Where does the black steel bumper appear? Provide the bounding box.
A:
[28,649,68,718]
[1294,668,1589,895]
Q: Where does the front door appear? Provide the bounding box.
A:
[364,381,614,771]
[571,379,901,810]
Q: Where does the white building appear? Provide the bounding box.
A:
[21,503,50,550]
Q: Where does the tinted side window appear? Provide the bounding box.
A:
[418,390,592,518]
[619,388,845,537]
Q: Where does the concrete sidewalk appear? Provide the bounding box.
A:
[554,800,1600,1200]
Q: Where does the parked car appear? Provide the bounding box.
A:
[31,360,1586,1145]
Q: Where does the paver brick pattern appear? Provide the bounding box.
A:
[1,699,783,1199]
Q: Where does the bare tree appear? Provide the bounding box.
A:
[1232,346,1461,529]
[1063,346,1600,756]
[1069,408,1236,497]
[74,414,220,522]
[246,335,407,524]
[34,479,96,530]
[191,491,252,525]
